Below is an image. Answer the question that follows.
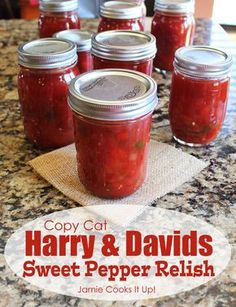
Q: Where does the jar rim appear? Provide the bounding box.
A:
[68,69,158,121]
[174,46,233,78]
[154,0,195,14]
[39,0,78,12]
[100,1,143,19]
[18,38,77,69]
[54,30,92,52]
[91,30,156,61]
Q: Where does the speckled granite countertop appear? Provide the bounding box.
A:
[0,19,235,307]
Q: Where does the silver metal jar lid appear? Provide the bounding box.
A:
[91,30,156,61]
[154,0,195,14]
[39,0,78,12]
[100,1,143,19]
[68,69,158,121]
[18,38,77,69]
[174,46,233,78]
[54,30,92,52]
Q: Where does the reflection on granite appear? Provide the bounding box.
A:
[0,19,235,307]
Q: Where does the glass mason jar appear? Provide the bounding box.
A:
[91,30,156,76]
[68,69,158,198]
[39,0,80,38]
[54,30,93,73]
[169,46,232,147]
[98,1,144,33]
[151,0,195,71]
[18,38,79,149]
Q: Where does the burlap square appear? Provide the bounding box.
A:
[29,140,208,206]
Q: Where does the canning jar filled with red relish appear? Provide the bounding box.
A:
[68,69,158,198]
[18,38,79,149]
[54,30,93,73]
[39,0,80,38]
[92,30,156,76]
[151,0,195,71]
[169,46,232,147]
[98,1,144,33]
